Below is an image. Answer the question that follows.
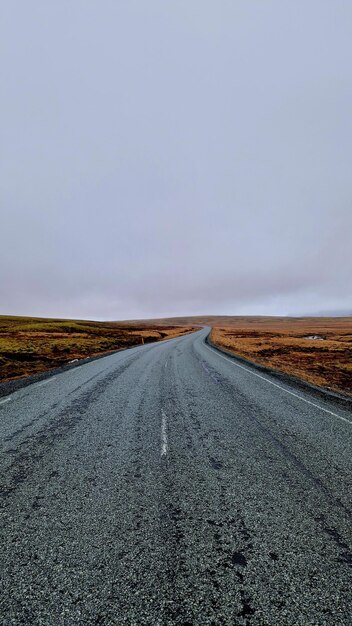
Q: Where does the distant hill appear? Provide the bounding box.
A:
[121,314,352,327]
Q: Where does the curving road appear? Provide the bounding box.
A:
[0,328,351,625]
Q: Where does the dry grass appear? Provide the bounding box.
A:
[0,316,196,382]
[209,317,352,396]
[2,313,350,395]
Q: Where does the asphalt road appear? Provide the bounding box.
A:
[0,328,351,626]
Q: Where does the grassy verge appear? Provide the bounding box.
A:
[0,316,196,382]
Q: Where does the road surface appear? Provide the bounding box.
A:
[0,328,351,625]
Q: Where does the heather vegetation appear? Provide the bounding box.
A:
[0,316,195,382]
[208,317,352,396]
[1,314,351,395]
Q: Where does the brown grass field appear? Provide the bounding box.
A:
[0,316,196,383]
[110,314,352,395]
[134,315,352,395]
[207,317,352,396]
[1,314,351,395]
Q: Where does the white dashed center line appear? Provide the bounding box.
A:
[37,377,56,388]
[0,397,12,406]
[161,409,168,457]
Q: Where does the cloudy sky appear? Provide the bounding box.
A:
[1,1,351,320]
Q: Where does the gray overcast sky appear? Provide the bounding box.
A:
[1,1,351,320]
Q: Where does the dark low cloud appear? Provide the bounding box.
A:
[1,1,351,319]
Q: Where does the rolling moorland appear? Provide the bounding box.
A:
[0,316,196,382]
[208,317,352,396]
[139,315,352,396]
[186,316,351,396]
[0,315,351,396]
